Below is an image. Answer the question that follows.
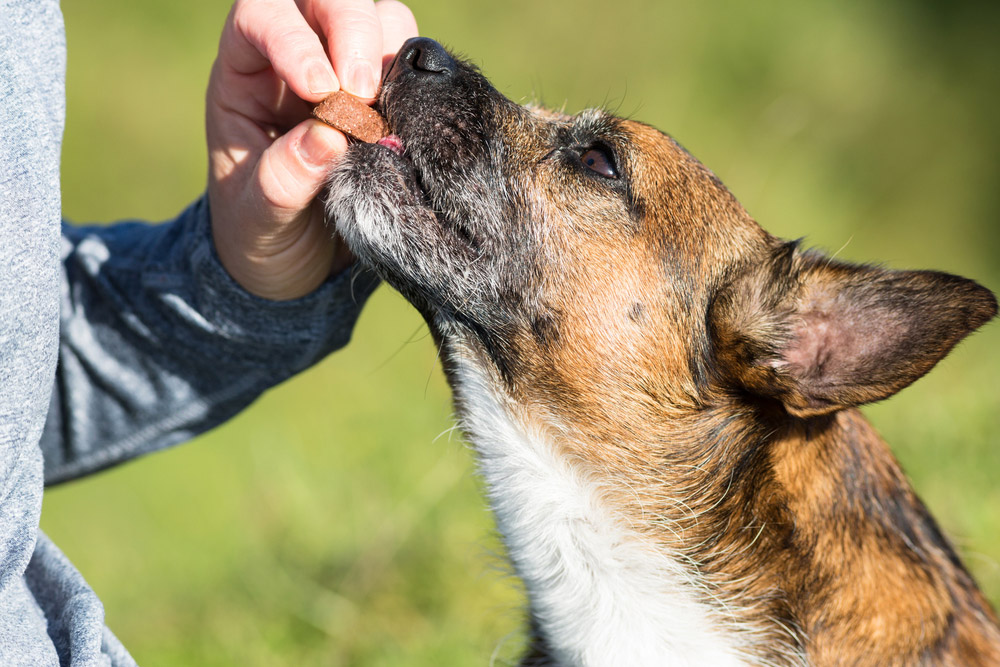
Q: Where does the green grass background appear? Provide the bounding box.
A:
[46,0,999,664]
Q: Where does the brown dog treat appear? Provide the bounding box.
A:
[312,91,388,143]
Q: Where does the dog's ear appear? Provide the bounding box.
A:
[711,242,997,417]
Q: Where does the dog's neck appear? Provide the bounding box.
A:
[448,354,764,666]
[443,339,1000,667]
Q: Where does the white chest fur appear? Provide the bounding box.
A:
[448,354,753,667]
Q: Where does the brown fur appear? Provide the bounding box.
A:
[492,117,1000,663]
[328,38,1000,665]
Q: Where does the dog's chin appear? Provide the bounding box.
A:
[324,138,486,323]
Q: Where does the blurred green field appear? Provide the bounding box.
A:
[45,0,999,664]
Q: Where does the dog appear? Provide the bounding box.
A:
[325,37,1000,666]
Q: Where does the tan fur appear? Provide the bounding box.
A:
[329,39,1000,663]
[467,118,1000,663]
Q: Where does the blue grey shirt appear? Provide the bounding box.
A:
[1,1,376,663]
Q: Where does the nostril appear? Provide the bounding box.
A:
[398,37,455,76]
[412,46,449,74]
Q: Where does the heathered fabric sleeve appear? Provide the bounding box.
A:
[3,1,382,662]
[40,197,379,486]
[1,0,69,663]
[0,0,138,663]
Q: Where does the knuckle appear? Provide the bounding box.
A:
[233,0,305,43]
[375,0,418,42]
[257,157,300,211]
[270,24,315,54]
[330,4,382,39]
[231,0,262,32]
[376,0,415,23]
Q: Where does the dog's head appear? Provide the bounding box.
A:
[326,39,1000,662]
[327,37,996,435]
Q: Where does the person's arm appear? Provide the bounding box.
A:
[41,198,378,484]
[42,0,418,484]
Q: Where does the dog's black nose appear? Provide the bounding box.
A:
[391,37,456,78]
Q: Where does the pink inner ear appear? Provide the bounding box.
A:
[784,311,839,380]
[776,285,913,404]
[752,254,995,413]
[778,282,897,388]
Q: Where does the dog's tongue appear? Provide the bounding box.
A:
[378,134,405,156]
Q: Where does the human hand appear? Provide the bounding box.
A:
[207,0,417,300]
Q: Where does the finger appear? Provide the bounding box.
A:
[375,0,418,70]
[225,0,339,102]
[310,0,383,100]
[253,119,348,219]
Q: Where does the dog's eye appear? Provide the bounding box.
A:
[580,147,618,179]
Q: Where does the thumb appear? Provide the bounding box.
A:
[253,119,348,223]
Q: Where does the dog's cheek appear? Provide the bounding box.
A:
[324,148,413,261]
[324,152,484,311]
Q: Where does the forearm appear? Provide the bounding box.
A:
[41,196,378,485]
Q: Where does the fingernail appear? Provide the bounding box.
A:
[299,122,335,166]
[348,62,377,99]
[307,62,337,96]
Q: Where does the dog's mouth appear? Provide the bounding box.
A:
[325,37,535,332]
[376,133,405,156]
[368,128,482,255]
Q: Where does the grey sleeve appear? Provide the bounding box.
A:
[41,196,379,486]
